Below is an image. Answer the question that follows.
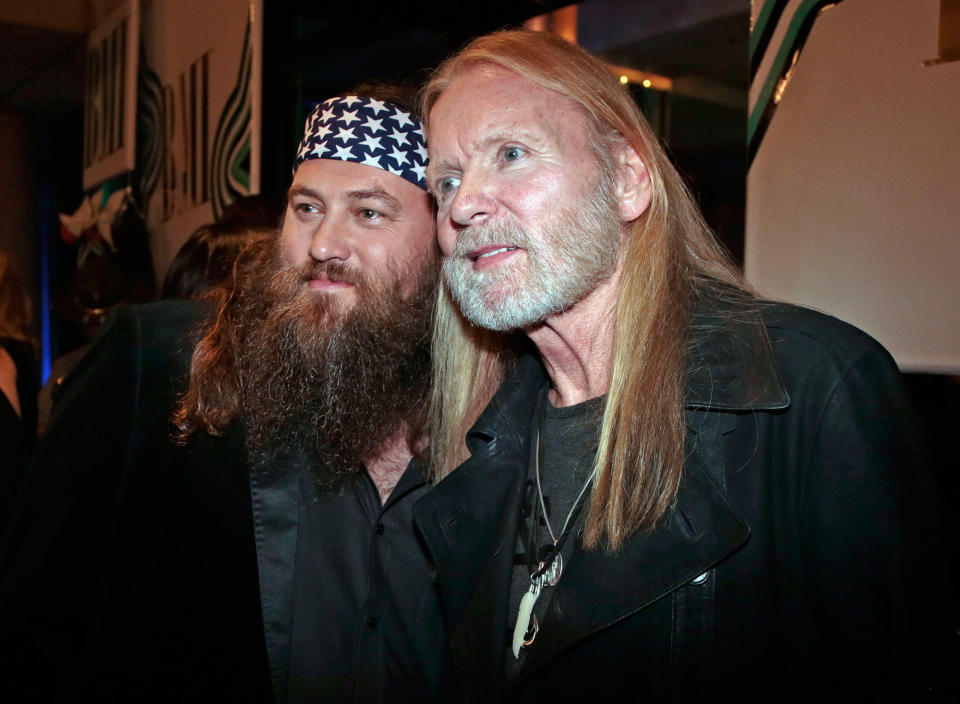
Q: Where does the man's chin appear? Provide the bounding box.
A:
[300,287,358,320]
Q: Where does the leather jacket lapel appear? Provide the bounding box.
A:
[519,455,750,678]
[414,449,527,701]
[248,448,303,704]
[414,353,545,701]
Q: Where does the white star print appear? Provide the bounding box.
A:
[332,126,356,143]
[390,129,409,146]
[391,110,413,128]
[333,144,354,160]
[339,109,360,125]
[366,98,388,115]
[364,117,385,133]
[389,147,409,166]
[320,107,336,123]
[311,123,333,140]
[341,96,361,107]
[360,134,383,153]
[410,163,426,182]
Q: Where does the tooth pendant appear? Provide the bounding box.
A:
[512,577,542,658]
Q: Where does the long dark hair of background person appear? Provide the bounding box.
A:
[161,195,280,300]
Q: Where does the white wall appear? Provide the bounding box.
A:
[746,0,960,373]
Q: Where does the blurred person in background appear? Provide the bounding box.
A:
[36,196,280,434]
[160,195,279,300]
[0,248,37,538]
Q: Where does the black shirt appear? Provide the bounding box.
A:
[507,388,604,678]
[287,458,446,704]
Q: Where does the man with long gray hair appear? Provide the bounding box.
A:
[415,29,951,701]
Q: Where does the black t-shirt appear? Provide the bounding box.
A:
[507,387,604,679]
[287,458,446,704]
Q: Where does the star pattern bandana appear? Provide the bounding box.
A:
[293,96,428,190]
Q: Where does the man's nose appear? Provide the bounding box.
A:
[308,216,350,262]
[448,173,497,228]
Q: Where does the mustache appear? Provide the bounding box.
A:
[451,219,533,258]
[296,259,361,286]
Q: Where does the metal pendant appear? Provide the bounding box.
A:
[541,553,563,587]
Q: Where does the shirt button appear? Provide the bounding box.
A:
[375,523,385,535]
[368,617,378,629]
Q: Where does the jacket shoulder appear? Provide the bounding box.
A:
[758,301,896,371]
[110,299,211,348]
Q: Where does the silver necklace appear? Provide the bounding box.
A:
[512,428,597,658]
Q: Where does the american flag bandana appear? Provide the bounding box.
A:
[292,96,428,191]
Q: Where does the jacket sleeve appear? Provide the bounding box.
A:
[798,343,952,695]
[0,306,143,700]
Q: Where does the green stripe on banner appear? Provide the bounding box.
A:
[750,0,786,58]
[230,137,251,191]
[211,16,252,218]
[748,0,822,145]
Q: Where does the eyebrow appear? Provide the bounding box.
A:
[287,183,403,210]
[346,187,402,210]
[288,184,321,200]
[424,163,444,188]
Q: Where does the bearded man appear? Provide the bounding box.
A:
[0,88,448,704]
[414,30,952,702]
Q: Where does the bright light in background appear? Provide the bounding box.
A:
[606,64,672,92]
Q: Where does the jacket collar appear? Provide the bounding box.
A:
[685,302,789,410]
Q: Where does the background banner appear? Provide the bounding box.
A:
[83,0,140,191]
[136,0,262,277]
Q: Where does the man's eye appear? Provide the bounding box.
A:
[503,146,524,162]
[294,202,319,215]
[438,176,461,195]
[359,208,381,219]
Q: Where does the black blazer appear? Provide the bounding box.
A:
[413,302,953,702]
[0,301,272,703]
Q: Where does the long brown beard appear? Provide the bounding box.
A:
[231,241,438,488]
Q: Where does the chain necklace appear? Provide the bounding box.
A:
[512,428,597,658]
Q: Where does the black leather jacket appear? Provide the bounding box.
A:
[414,301,953,702]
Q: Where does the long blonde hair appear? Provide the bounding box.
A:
[0,249,34,346]
[423,30,744,550]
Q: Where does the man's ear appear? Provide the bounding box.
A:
[615,143,651,223]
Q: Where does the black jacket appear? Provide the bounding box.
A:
[413,301,952,702]
[0,300,450,704]
[0,301,272,702]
